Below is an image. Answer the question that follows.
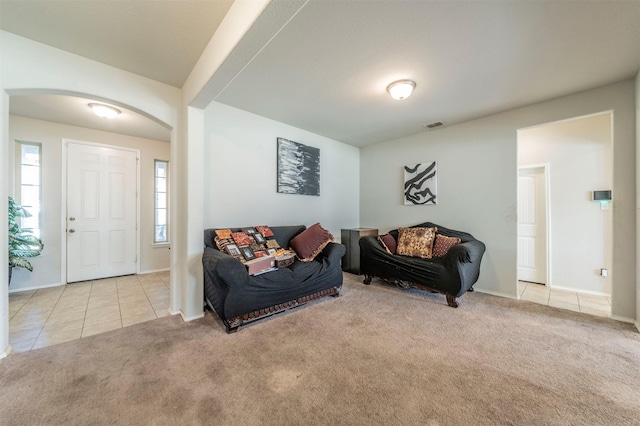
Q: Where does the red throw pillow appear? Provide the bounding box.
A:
[377,234,397,254]
[289,223,334,262]
[432,234,461,257]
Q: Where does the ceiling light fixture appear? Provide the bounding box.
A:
[88,103,121,119]
[386,79,416,100]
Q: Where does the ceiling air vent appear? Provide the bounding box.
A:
[423,121,445,129]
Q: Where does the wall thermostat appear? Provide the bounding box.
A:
[593,190,612,201]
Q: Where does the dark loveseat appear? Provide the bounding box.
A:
[203,225,345,333]
[359,222,485,307]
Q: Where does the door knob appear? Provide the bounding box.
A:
[69,217,76,221]
[68,229,76,233]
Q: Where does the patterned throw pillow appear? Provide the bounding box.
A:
[396,227,437,259]
[377,234,397,254]
[432,234,461,257]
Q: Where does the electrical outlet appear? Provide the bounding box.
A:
[600,268,608,277]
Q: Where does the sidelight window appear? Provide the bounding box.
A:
[17,142,42,238]
[154,160,169,243]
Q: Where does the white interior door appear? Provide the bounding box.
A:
[517,167,547,284]
[66,142,137,283]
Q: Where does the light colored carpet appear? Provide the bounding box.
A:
[1,273,639,425]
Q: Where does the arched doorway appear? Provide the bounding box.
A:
[3,89,176,355]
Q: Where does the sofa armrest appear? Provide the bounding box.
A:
[321,242,346,263]
[443,240,486,296]
[443,240,485,264]
[359,235,390,273]
[202,247,249,291]
[360,235,385,255]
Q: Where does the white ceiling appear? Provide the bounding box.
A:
[1,0,639,146]
[0,0,233,143]
[9,95,172,143]
[0,0,233,88]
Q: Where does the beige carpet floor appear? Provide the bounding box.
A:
[1,273,639,425]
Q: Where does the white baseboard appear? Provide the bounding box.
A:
[0,344,11,359]
[473,288,517,299]
[610,314,636,324]
[9,282,64,294]
[635,321,639,333]
[179,310,205,322]
[138,268,170,275]
[549,285,610,297]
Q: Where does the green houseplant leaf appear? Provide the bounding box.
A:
[8,197,44,279]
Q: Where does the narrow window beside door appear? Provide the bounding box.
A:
[17,142,42,238]
[154,160,169,244]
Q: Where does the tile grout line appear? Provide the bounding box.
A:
[116,278,124,332]
[29,286,67,351]
[9,273,171,353]
[141,277,162,319]
[9,289,38,320]
[80,281,96,338]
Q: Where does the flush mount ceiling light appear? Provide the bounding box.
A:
[386,79,416,100]
[88,103,121,119]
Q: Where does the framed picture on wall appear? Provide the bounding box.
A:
[404,162,437,205]
[277,137,320,196]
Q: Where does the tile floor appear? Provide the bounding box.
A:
[518,281,611,317]
[8,271,170,353]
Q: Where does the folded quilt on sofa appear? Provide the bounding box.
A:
[203,224,345,332]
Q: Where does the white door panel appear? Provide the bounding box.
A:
[67,142,137,282]
[517,167,547,284]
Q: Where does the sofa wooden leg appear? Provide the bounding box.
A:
[363,274,372,285]
[446,294,459,308]
[225,318,242,333]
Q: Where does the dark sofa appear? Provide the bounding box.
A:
[203,225,345,333]
[359,222,485,307]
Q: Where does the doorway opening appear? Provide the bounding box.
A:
[517,164,549,287]
[516,112,613,318]
[5,91,174,355]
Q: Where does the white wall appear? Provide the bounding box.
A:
[518,113,612,295]
[1,32,183,338]
[203,102,359,239]
[636,70,640,332]
[360,80,636,322]
[7,115,171,292]
[0,28,10,358]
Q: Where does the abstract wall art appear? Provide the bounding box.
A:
[277,137,320,196]
[404,162,437,205]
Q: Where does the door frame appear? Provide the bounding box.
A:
[517,162,551,288]
[60,138,141,284]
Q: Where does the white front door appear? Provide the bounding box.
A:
[66,142,137,283]
[517,167,547,284]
